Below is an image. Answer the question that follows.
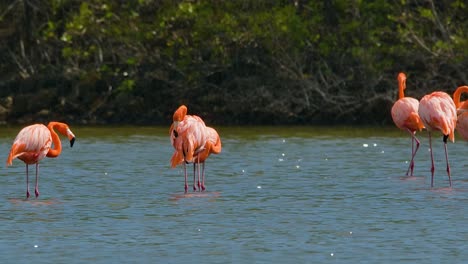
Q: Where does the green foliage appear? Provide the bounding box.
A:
[118,79,136,93]
[1,0,467,125]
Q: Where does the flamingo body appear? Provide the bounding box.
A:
[196,126,222,163]
[170,114,208,167]
[419,92,457,142]
[6,122,76,198]
[456,114,468,140]
[418,91,457,187]
[7,124,52,166]
[391,98,424,132]
[453,86,468,140]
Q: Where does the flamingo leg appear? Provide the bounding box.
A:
[197,156,201,192]
[443,135,452,187]
[410,133,415,174]
[405,130,420,177]
[184,162,188,193]
[406,130,415,176]
[26,164,30,199]
[193,163,197,191]
[35,163,40,198]
[201,162,206,191]
[428,132,435,187]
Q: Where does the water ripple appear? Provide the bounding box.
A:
[0,127,467,263]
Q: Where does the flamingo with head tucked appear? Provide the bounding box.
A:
[6,122,76,198]
[453,86,468,140]
[391,72,425,176]
[170,105,209,193]
[418,91,457,187]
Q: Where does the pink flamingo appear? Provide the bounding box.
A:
[192,126,222,191]
[391,72,425,176]
[453,86,468,140]
[6,122,76,198]
[418,91,457,187]
[170,105,209,193]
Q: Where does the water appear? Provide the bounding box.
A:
[0,126,467,263]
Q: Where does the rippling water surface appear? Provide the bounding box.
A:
[0,126,467,263]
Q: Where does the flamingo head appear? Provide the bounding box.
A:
[172,105,187,130]
[51,122,76,147]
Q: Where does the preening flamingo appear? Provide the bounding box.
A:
[453,86,468,140]
[170,105,209,193]
[6,122,76,198]
[391,72,425,176]
[418,91,457,187]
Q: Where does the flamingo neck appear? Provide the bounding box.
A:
[453,86,468,109]
[46,122,62,158]
[398,79,405,99]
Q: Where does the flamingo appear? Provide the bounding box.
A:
[192,126,222,191]
[418,91,457,187]
[6,122,76,198]
[391,72,425,176]
[170,105,209,193]
[452,86,468,140]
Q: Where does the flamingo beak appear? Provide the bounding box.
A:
[67,128,76,147]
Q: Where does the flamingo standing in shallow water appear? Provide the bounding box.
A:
[452,86,468,140]
[170,105,209,193]
[418,91,457,187]
[192,126,222,191]
[6,122,76,198]
[391,72,425,176]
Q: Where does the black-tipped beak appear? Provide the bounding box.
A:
[70,137,75,147]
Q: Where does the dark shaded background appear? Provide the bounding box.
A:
[0,0,466,125]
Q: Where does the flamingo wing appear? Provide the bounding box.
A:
[391,97,424,132]
[174,115,208,163]
[7,124,52,165]
[206,127,222,154]
[419,92,457,142]
[194,126,222,164]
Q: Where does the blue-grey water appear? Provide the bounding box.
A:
[0,126,467,263]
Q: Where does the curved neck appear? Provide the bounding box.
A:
[46,122,62,158]
[453,86,468,109]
